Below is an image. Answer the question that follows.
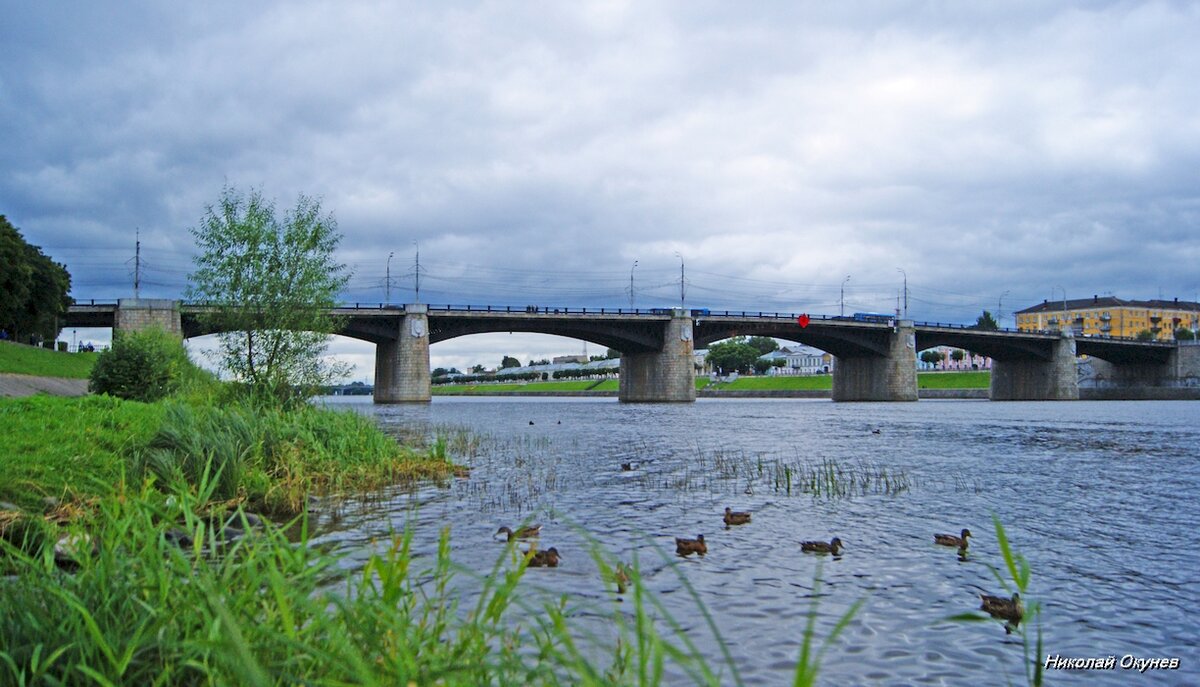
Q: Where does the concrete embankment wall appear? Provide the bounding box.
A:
[0,373,89,398]
[1080,387,1200,401]
[431,388,991,399]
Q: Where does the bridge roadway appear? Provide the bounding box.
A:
[66,299,1194,403]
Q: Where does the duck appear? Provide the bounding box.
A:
[675,534,707,556]
[800,537,843,555]
[620,462,635,471]
[723,507,751,526]
[526,547,561,568]
[614,562,632,594]
[980,592,1023,633]
[496,524,542,541]
[934,528,972,549]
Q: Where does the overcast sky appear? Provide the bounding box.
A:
[4,1,1199,378]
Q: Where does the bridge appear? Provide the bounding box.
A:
[66,298,1198,403]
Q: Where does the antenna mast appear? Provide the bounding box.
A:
[413,241,421,303]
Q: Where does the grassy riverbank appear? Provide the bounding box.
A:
[0,340,97,378]
[0,393,459,517]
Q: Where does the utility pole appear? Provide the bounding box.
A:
[385,251,394,304]
[412,241,421,303]
[134,229,141,299]
[629,260,638,310]
[896,267,907,318]
[998,290,1010,329]
[841,275,851,317]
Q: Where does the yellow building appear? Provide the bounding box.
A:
[1015,296,1200,340]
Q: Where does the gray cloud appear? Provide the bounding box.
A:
[5,1,1200,374]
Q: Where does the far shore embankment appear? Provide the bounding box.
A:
[428,388,990,399]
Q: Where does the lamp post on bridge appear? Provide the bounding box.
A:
[1053,285,1067,334]
[998,290,1010,329]
[896,267,907,319]
[629,260,638,310]
[385,251,394,305]
[840,275,851,317]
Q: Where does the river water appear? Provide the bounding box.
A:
[315,396,1200,685]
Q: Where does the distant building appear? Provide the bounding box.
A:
[918,346,992,371]
[552,355,589,364]
[1015,296,1200,340]
[758,345,834,375]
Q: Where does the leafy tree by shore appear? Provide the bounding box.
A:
[0,215,72,344]
[706,337,760,374]
[185,187,350,403]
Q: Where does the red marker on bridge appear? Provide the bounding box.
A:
[797,314,810,328]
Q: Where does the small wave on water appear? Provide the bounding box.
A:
[314,396,1200,685]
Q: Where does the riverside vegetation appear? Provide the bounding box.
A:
[0,332,878,685]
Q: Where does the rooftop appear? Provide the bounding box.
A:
[1015,296,1200,314]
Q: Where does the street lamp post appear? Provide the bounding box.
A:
[841,275,851,317]
[385,251,394,304]
[896,267,907,319]
[1053,285,1067,333]
[998,290,1010,329]
[629,260,638,310]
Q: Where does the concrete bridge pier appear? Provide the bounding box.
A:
[115,299,182,337]
[990,332,1079,401]
[619,310,696,402]
[374,305,431,403]
[831,320,918,402]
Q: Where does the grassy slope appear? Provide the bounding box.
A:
[0,341,97,379]
[0,395,164,511]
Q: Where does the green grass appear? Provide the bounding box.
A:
[706,375,833,391]
[434,380,611,394]
[0,395,164,512]
[917,371,991,389]
[0,341,98,379]
[0,487,859,685]
[0,393,459,518]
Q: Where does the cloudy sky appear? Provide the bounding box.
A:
[4,1,1199,378]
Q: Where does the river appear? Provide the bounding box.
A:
[314,396,1200,685]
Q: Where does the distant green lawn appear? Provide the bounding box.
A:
[917,371,991,389]
[0,341,97,379]
[707,375,833,390]
[433,380,603,394]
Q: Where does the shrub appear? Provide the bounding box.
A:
[88,328,192,402]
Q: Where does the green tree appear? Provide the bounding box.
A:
[185,186,350,402]
[500,355,520,369]
[0,215,72,343]
[920,349,944,367]
[745,336,779,355]
[950,349,966,362]
[470,364,486,373]
[706,337,761,374]
[973,310,999,331]
[89,327,196,402]
[1135,329,1155,341]
[752,358,773,374]
[1174,327,1195,341]
[605,348,621,359]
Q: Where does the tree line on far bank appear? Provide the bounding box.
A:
[0,215,72,345]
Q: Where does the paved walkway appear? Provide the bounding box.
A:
[0,373,88,398]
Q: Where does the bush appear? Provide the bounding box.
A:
[88,328,193,402]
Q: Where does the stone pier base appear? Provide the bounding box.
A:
[374,305,431,403]
[831,321,918,401]
[619,310,696,402]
